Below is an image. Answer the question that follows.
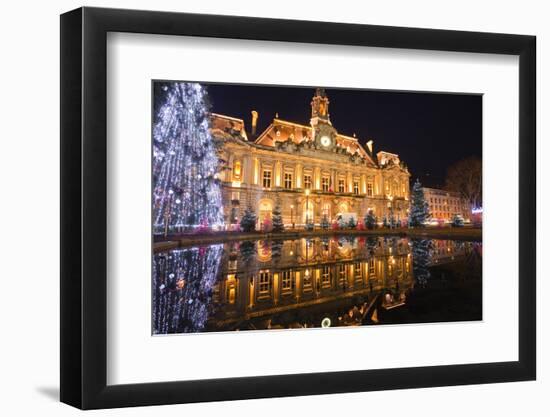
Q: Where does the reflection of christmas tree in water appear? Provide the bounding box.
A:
[239,240,256,266]
[153,244,223,334]
[152,82,223,235]
[411,238,432,287]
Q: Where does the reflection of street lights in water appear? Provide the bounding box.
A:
[388,195,394,229]
[305,189,310,227]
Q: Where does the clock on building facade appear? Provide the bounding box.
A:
[311,87,337,150]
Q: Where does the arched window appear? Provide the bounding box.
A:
[338,202,349,214]
[258,199,273,222]
[303,200,314,224]
[256,240,272,262]
[322,203,331,220]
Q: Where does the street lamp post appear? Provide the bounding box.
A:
[290,204,295,229]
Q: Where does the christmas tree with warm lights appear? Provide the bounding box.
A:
[152,83,223,235]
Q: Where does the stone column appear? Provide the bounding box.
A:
[296,163,303,189]
[295,271,301,302]
[275,161,282,187]
[273,272,280,305]
[253,157,259,185]
[241,155,250,184]
[314,166,321,190]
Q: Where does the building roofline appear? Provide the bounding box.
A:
[210,112,245,124]
[422,186,461,194]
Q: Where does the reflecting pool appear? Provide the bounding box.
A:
[153,236,482,334]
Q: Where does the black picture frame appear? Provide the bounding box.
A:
[60,6,536,410]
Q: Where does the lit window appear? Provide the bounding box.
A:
[258,271,271,295]
[321,266,331,287]
[233,161,242,180]
[281,270,293,292]
[369,259,375,276]
[262,170,272,188]
[353,181,359,195]
[304,174,312,189]
[338,179,345,193]
[303,270,312,289]
[284,172,293,189]
[367,182,373,197]
[322,203,331,219]
[338,264,346,284]
[322,177,330,192]
[354,262,362,281]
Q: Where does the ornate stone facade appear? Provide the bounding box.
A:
[210,88,411,229]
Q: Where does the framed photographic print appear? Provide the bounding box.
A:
[60,6,536,409]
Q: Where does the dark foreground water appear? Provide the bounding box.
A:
[153,236,482,334]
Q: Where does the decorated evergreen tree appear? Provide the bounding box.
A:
[320,215,330,230]
[451,213,464,227]
[152,82,223,235]
[389,212,397,229]
[337,215,346,230]
[305,219,315,231]
[240,206,257,232]
[382,215,390,228]
[364,210,376,230]
[271,203,284,233]
[348,217,357,229]
[408,179,431,227]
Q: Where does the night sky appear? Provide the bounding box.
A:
[155,82,482,188]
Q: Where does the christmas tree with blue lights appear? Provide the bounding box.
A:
[408,179,430,227]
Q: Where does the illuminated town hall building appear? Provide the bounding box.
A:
[211,88,411,228]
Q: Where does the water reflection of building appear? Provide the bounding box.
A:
[211,237,414,330]
[153,238,473,333]
[430,239,466,264]
[211,88,410,228]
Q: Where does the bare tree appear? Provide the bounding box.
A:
[444,156,482,210]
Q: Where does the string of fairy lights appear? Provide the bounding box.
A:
[152,82,224,235]
[153,244,224,334]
